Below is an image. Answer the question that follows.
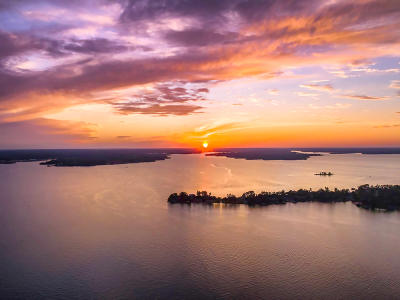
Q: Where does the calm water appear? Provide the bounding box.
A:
[1,153,400,299]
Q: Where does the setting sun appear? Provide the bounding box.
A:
[203,141,208,149]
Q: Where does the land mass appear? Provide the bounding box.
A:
[315,171,334,176]
[168,185,400,211]
[0,149,200,166]
[206,148,321,160]
[295,147,400,155]
[0,148,399,167]
[206,147,400,161]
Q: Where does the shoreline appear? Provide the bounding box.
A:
[168,185,400,212]
[1,148,400,167]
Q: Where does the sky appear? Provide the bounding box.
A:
[0,0,399,149]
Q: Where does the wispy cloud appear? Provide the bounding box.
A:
[0,118,97,148]
[329,70,350,78]
[114,103,203,116]
[326,103,352,109]
[341,94,389,101]
[373,124,400,128]
[297,91,319,97]
[267,89,279,95]
[308,103,351,110]
[329,66,400,79]
[390,80,400,89]
[104,82,209,116]
[300,83,333,92]
[188,120,253,140]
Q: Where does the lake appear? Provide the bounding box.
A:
[1,153,400,299]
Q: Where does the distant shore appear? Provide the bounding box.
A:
[0,149,200,167]
[205,147,400,161]
[168,185,400,211]
[1,148,400,167]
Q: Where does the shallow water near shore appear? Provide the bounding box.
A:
[1,153,400,299]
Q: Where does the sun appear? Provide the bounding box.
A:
[202,141,208,149]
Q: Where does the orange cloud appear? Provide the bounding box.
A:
[0,118,97,148]
[373,124,400,128]
[300,83,333,92]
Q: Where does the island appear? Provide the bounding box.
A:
[168,185,400,211]
[315,171,334,176]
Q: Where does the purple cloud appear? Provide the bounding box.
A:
[342,95,389,101]
[114,103,203,116]
[109,82,209,116]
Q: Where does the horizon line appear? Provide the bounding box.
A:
[1,146,400,151]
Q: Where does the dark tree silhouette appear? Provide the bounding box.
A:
[168,185,400,211]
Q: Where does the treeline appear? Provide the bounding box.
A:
[168,185,400,211]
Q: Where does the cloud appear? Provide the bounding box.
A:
[0,90,85,123]
[341,95,389,101]
[62,38,130,54]
[307,103,351,110]
[120,0,400,33]
[114,103,203,116]
[190,121,246,139]
[177,119,257,146]
[104,81,209,116]
[300,83,334,92]
[164,28,240,47]
[1,0,400,123]
[329,70,350,78]
[0,31,33,60]
[120,0,236,24]
[116,135,131,139]
[297,91,319,97]
[0,31,131,62]
[351,66,400,74]
[373,124,400,128]
[267,89,279,95]
[0,118,97,148]
[0,53,216,118]
[326,103,352,109]
[0,30,65,60]
[390,80,400,89]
